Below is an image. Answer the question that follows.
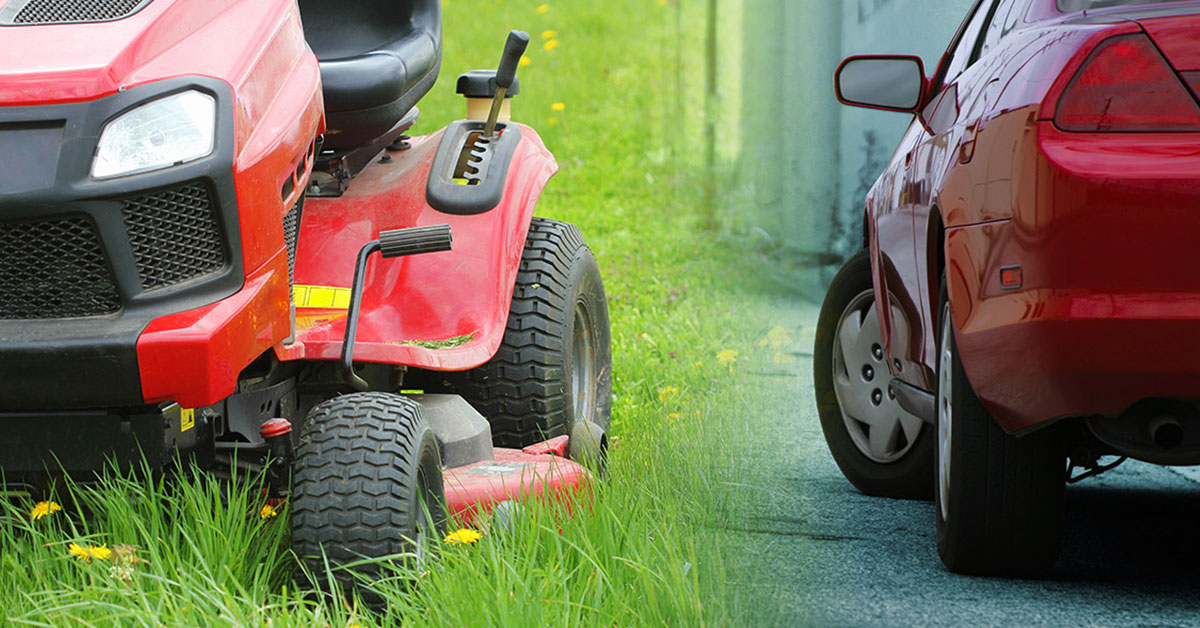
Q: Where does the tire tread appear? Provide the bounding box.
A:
[291,392,442,589]
[451,217,590,447]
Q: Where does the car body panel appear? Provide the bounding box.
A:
[857,0,1200,432]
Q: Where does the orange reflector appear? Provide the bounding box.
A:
[1000,266,1023,290]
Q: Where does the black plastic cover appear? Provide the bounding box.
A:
[405,394,493,468]
[426,121,522,216]
[0,77,242,410]
[0,404,206,479]
[456,70,520,99]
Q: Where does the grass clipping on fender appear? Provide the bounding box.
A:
[0,0,780,625]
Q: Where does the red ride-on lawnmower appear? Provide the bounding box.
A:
[0,0,611,583]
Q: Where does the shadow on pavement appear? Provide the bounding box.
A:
[1058,481,1200,592]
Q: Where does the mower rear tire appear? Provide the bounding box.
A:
[290,392,446,593]
[453,217,612,453]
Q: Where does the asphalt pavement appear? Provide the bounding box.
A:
[732,298,1200,628]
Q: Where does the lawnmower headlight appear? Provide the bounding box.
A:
[92,90,216,179]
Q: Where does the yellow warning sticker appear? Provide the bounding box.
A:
[180,408,195,432]
[294,284,352,309]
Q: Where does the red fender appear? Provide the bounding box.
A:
[275,123,558,370]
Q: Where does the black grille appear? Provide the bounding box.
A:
[283,201,301,298]
[8,0,149,24]
[0,217,121,320]
[122,182,227,291]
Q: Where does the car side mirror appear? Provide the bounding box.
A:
[835,55,927,113]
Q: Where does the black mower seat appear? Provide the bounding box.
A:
[298,0,442,152]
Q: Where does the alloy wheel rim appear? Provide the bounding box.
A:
[937,304,954,522]
[831,290,925,464]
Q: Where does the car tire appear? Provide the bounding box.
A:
[934,283,1065,575]
[452,217,613,458]
[814,249,934,500]
[290,392,446,593]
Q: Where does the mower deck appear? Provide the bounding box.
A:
[443,436,591,525]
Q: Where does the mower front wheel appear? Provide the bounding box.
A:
[290,392,446,593]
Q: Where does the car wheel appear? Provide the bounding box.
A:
[814,249,933,500]
[934,285,1065,575]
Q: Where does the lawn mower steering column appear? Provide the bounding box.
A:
[341,224,454,391]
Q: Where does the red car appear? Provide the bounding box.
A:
[815,0,1200,575]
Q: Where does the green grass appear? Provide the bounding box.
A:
[390,333,475,350]
[0,1,798,626]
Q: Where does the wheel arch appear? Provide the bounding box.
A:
[927,204,946,326]
[861,206,870,250]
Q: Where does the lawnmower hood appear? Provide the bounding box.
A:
[0,0,286,106]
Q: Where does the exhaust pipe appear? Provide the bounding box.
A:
[1086,399,1200,465]
[1149,415,1185,449]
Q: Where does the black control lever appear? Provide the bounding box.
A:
[341,224,453,391]
[483,30,530,139]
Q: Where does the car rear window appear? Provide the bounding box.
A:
[1058,0,1196,11]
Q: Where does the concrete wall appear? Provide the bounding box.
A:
[739,0,969,290]
[737,0,842,266]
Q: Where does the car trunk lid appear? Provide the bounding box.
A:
[1138,13,1200,71]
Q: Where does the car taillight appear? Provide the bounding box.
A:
[1186,71,1200,101]
[1055,34,1200,132]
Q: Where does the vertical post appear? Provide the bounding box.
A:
[703,0,719,230]
[673,0,684,162]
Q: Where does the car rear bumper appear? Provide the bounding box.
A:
[946,124,1200,433]
[950,288,1200,433]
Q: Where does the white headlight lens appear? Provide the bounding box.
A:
[92,91,216,179]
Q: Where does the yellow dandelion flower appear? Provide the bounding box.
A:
[541,30,557,40]
[717,349,739,366]
[260,504,279,519]
[658,385,679,402]
[69,543,113,562]
[536,4,549,14]
[544,39,559,51]
[30,501,62,520]
[444,528,482,545]
[548,117,558,126]
[668,413,682,422]
[551,102,566,112]
[519,55,532,67]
